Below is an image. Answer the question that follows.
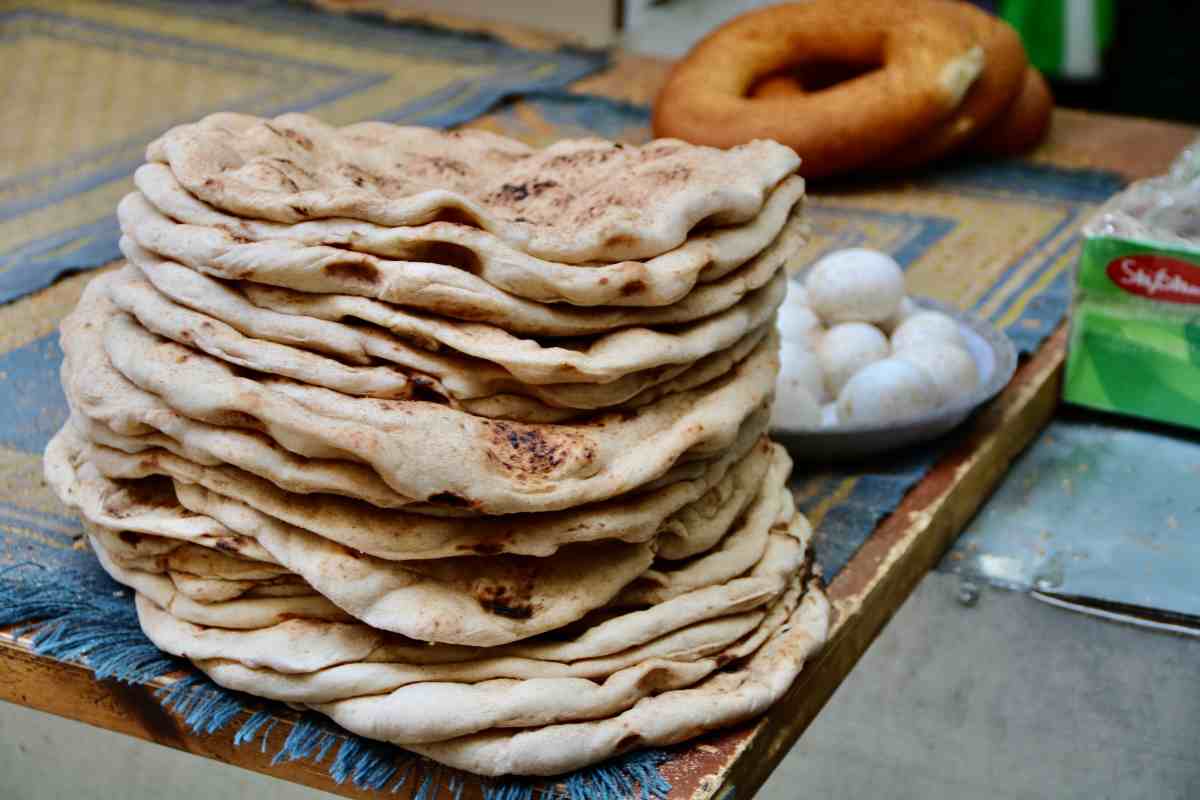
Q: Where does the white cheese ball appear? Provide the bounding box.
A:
[895,342,979,404]
[805,248,905,324]
[777,298,823,348]
[785,281,810,307]
[817,322,890,397]
[880,296,919,334]
[770,375,822,430]
[836,358,941,425]
[891,310,965,352]
[778,340,826,401]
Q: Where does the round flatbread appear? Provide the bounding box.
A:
[85,274,779,513]
[116,242,785,398]
[120,187,803,339]
[54,428,663,646]
[133,162,805,307]
[84,437,778,560]
[173,482,658,646]
[146,112,800,263]
[404,582,828,775]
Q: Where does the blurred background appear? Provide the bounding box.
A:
[451,0,1200,125]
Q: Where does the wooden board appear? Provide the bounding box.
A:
[1,28,1196,800]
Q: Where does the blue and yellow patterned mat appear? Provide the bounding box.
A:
[0,0,605,304]
[0,13,1127,795]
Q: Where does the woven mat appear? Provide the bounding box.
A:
[0,89,1124,794]
[0,0,604,305]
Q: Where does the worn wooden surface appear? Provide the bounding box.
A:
[1,21,1196,800]
[0,637,380,799]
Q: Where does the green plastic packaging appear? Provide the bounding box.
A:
[1064,143,1200,430]
[999,0,1114,79]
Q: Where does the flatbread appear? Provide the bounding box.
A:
[137,593,385,672]
[235,269,787,385]
[44,425,276,563]
[403,582,828,776]
[230,233,796,339]
[67,395,418,511]
[120,195,802,340]
[301,585,817,746]
[132,571,824,767]
[173,482,658,646]
[116,243,783,422]
[60,300,421,508]
[129,509,808,674]
[146,112,800,262]
[191,573,806,705]
[132,537,808,678]
[617,448,795,606]
[87,524,283,581]
[129,249,775,422]
[75,465,658,647]
[63,315,769,512]
[304,655,707,744]
[82,525,305,605]
[140,589,775,682]
[450,325,769,422]
[83,520,308,605]
[46,109,827,776]
[109,263,425,400]
[93,282,779,512]
[134,162,805,307]
[120,229,788,388]
[165,572,261,604]
[499,511,808,663]
[234,648,720,742]
[57,424,662,646]
[90,530,351,629]
[171,571,310,604]
[85,438,776,560]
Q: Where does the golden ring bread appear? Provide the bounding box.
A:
[745,1,1035,171]
[652,0,987,178]
[967,67,1054,157]
[871,1,1029,169]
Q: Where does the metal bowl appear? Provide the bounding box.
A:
[772,297,1018,461]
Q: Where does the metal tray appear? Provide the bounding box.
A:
[772,297,1018,461]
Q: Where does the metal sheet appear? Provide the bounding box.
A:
[941,414,1200,618]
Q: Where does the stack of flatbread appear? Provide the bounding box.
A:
[44,112,829,777]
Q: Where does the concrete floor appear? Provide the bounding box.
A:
[5,572,1199,799]
[758,573,1200,800]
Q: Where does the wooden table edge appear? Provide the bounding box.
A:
[696,329,1068,799]
[0,634,379,799]
[651,325,1066,799]
[683,112,1198,799]
[0,328,1067,800]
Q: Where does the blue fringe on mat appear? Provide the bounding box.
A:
[0,562,672,799]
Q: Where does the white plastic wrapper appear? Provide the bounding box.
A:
[1167,134,1200,184]
[1087,136,1200,246]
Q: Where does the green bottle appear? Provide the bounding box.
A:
[999,0,1115,80]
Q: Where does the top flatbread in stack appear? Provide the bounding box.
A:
[45,112,829,777]
[132,161,807,309]
[145,112,800,263]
